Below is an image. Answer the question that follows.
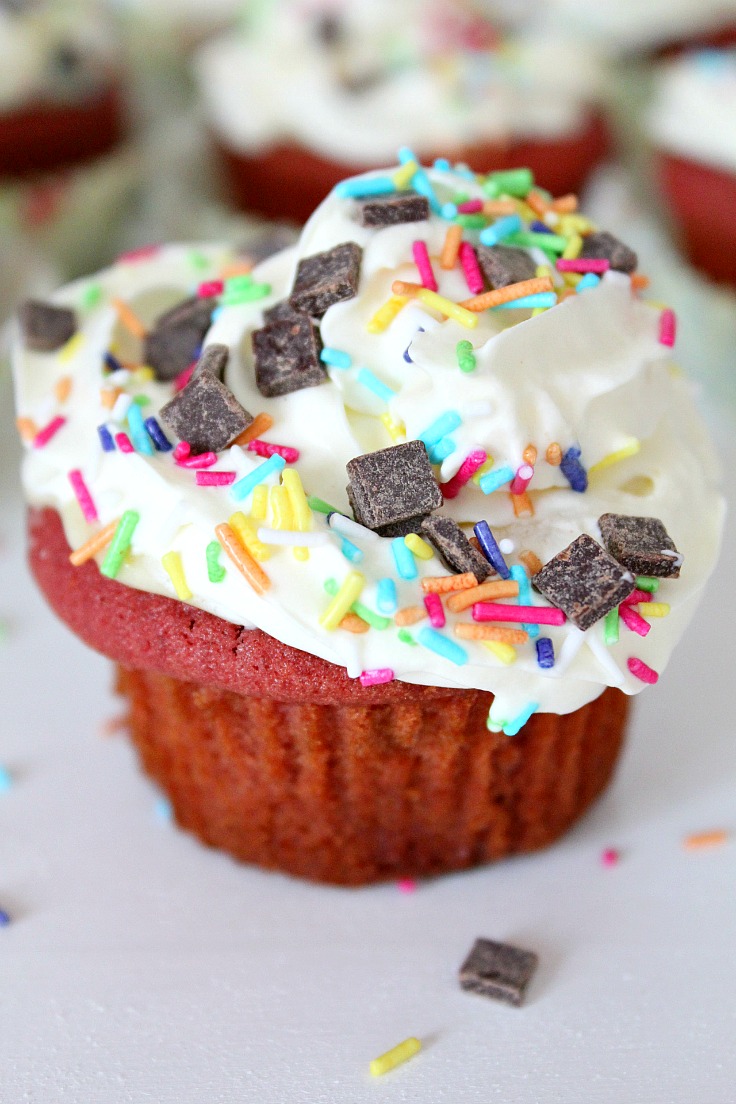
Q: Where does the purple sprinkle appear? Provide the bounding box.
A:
[530,220,553,234]
[0,908,10,926]
[144,416,173,452]
[535,637,555,668]
[560,447,588,493]
[97,424,115,452]
[403,327,424,363]
[104,351,124,373]
[473,520,510,579]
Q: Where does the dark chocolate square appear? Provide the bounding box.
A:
[420,515,493,581]
[19,300,77,352]
[144,296,217,381]
[159,344,253,453]
[359,192,430,227]
[476,245,536,289]
[289,242,362,318]
[346,440,442,536]
[252,315,325,398]
[580,231,637,274]
[459,938,538,1007]
[191,342,227,381]
[263,299,308,325]
[598,513,682,578]
[533,533,635,630]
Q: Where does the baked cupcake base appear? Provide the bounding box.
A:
[214,111,611,224]
[29,506,629,885]
[656,152,736,287]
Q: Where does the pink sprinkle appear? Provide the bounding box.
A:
[359,668,395,688]
[68,468,98,522]
[424,591,446,629]
[556,258,610,273]
[627,656,659,684]
[622,589,653,606]
[117,243,160,264]
[176,451,218,469]
[173,441,191,461]
[659,308,676,347]
[412,240,438,292]
[33,415,66,448]
[115,432,134,453]
[197,279,224,298]
[440,448,487,499]
[397,878,418,894]
[510,463,534,495]
[458,241,484,295]
[195,470,237,486]
[619,605,651,637]
[601,848,620,867]
[456,199,483,214]
[174,364,195,392]
[473,603,566,626]
[247,439,300,463]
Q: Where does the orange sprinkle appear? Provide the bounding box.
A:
[112,298,147,339]
[220,260,254,279]
[546,442,562,466]
[215,522,271,595]
[421,572,479,594]
[683,830,728,851]
[631,273,650,291]
[455,623,529,644]
[440,224,463,270]
[511,492,534,517]
[551,194,578,213]
[525,190,549,217]
[16,416,38,443]
[468,535,482,554]
[391,279,422,297]
[446,578,519,613]
[394,605,428,627]
[522,444,537,466]
[232,412,274,448]
[482,199,517,216]
[460,277,553,312]
[519,550,544,577]
[69,519,119,567]
[100,387,123,409]
[340,612,370,634]
[54,375,72,403]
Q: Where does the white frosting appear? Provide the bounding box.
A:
[195,1,605,160]
[12,166,723,726]
[530,0,736,54]
[648,49,736,174]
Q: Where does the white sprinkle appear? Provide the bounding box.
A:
[499,538,515,554]
[327,512,380,543]
[107,368,132,387]
[111,393,133,423]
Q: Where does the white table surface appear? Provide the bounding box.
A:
[0,368,734,1104]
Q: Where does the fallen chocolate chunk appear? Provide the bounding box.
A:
[252,315,325,397]
[420,515,493,582]
[598,513,682,578]
[359,192,430,228]
[144,296,217,382]
[346,440,442,537]
[533,533,635,630]
[290,242,362,318]
[191,342,227,381]
[580,231,637,274]
[159,344,253,453]
[476,245,536,289]
[19,300,77,352]
[459,938,538,1007]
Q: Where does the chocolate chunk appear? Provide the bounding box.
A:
[314,12,343,45]
[263,299,308,325]
[252,315,325,397]
[346,440,442,537]
[459,938,538,1007]
[191,342,227,381]
[359,192,430,228]
[144,296,217,382]
[598,513,682,578]
[476,245,536,289]
[420,515,493,581]
[533,533,635,630]
[159,344,253,453]
[19,300,77,352]
[290,242,362,318]
[580,231,637,274]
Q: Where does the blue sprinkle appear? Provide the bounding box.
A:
[144,416,173,451]
[320,347,352,369]
[433,158,451,172]
[560,446,588,493]
[530,220,553,234]
[340,537,363,563]
[536,637,555,669]
[417,627,468,666]
[391,537,417,580]
[453,164,477,182]
[510,565,539,639]
[397,146,441,213]
[428,436,456,464]
[441,202,458,220]
[473,520,510,579]
[154,796,173,822]
[97,424,115,452]
[0,766,12,792]
[356,367,396,404]
[504,701,539,736]
[493,293,557,310]
[104,351,124,373]
[127,402,154,456]
[403,327,424,363]
[576,272,601,292]
[418,410,462,449]
[0,908,10,927]
[335,176,396,198]
[210,306,224,322]
[479,214,522,247]
[376,577,398,614]
[231,454,286,501]
[479,464,515,495]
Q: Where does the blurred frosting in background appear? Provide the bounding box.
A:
[648,49,736,172]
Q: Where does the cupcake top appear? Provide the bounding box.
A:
[648,49,736,174]
[12,159,723,731]
[0,0,118,111]
[194,0,605,161]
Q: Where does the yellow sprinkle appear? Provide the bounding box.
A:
[393,160,418,190]
[269,485,293,530]
[562,231,583,260]
[59,332,85,363]
[416,288,477,329]
[54,375,72,403]
[535,265,552,280]
[381,412,406,442]
[369,1037,421,1077]
[471,457,495,484]
[559,214,594,235]
[645,298,669,311]
[133,366,155,382]
[481,640,517,665]
[640,602,670,618]
[320,571,365,631]
[282,467,311,562]
[228,511,270,561]
[588,440,641,476]
[161,551,191,601]
[514,200,537,222]
[562,271,582,288]
[404,534,434,560]
[367,295,408,334]
[250,484,268,521]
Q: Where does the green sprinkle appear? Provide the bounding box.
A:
[603,607,620,646]
[483,168,534,198]
[132,394,150,406]
[454,214,487,229]
[100,511,139,580]
[635,576,660,593]
[81,284,103,309]
[188,251,210,270]
[307,495,341,515]
[323,578,390,630]
[224,274,254,292]
[456,339,476,373]
[397,629,417,646]
[505,230,567,253]
[452,191,470,205]
[221,282,272,306]
[206,541,226,583]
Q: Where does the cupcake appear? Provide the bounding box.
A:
[12,160,723,885]
[195,0,611,223]
[647,49,736,287]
